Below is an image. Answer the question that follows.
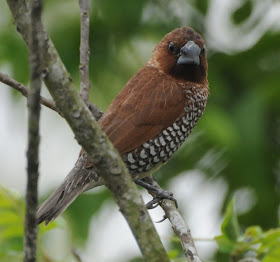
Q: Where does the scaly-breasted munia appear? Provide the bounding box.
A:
[37,26,209,225]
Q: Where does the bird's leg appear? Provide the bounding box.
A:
[134,179,178,209]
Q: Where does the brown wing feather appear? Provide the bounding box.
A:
[99,66,185,154]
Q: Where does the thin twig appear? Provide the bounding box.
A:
[71,248,83,262]
[0,72,58,113]
[79,0,90,104]
[78,0,103,120]
[24,0,43,261]
[143,176,202,262]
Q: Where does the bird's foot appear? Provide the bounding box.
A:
[146,190,177,209]
[135,179,178,209]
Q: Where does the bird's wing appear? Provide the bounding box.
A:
[99,66,186,154]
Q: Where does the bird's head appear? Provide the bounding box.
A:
[149,27,208,84]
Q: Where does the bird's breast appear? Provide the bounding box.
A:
[122,85,208,177]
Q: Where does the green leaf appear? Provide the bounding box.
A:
[244,226,263,239]
[221,199,240,241]
[258,228,280,254]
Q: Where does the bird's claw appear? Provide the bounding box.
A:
[146,198,160,209]
[134,178,178,209]
[156,215,168,223]
[146,190,178,209]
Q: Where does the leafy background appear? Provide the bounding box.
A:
[0,0,279,261]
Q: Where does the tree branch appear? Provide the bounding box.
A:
[5,0,102,121]
[78,0,104,121]
[24,0,43,261]
[143,176,202,262]
[0,70,102,119]
[0,72,58,113]
[79,0,90,104]
[7,1,169,261]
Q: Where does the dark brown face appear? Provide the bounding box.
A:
[151,27,208,84]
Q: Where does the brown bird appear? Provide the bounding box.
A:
[37,26,209,225]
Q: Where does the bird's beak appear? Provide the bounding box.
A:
[177,41,201,66]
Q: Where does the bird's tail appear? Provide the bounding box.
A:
[37,154,104,225]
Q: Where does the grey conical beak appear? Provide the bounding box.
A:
[177,41,201,66]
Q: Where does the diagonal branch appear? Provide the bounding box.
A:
[0,72,58,113]
[0,72,102,119]
[79,0,91,104]
[142,176,202,262]
[24,0,43,261]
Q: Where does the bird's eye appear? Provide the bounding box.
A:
[200,46,206,55]
[168,42,177,54]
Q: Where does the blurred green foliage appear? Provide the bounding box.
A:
[215,199,280,262]
[0,186,24,262]
[0,0,279,261]
[0,186,61,262]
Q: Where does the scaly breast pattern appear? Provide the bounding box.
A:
[122,85,208,176]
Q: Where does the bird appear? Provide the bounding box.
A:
[37,26,209,225]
